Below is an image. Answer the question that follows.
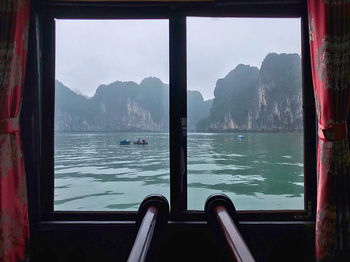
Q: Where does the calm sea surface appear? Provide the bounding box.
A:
[54,132,304,211]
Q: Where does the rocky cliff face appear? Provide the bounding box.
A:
[55,53,302,132]
[255,53,302,130]
[55,77,211,132]
[197,64,260,131]
[197,53,302,131]
[55,78,168,132]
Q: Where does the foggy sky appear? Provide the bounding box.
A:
[56,18,301,100]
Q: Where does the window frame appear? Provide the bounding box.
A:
[32,0,316,223]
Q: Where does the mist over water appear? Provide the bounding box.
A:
[54,132,303,211]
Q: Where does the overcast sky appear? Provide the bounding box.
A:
[56,18,301,100]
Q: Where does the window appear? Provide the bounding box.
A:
[54,19,170,211]
[34,1,316,221]
[187,17,304,211]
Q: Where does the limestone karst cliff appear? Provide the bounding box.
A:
[55,77,211,132]
[197,53,302,131]
[55,53,302,132]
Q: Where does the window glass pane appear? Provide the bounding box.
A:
[187,17,303,210]
[54,19,169,211]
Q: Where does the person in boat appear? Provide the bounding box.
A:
[137,138,141,144]
[142,138,146,144]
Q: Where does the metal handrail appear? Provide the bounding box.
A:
[127,194,169,262]
[215,206,255,262]
[127,206,158,262]
[205,194,255,262]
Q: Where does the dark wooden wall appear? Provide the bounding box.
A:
[30,223,315,262]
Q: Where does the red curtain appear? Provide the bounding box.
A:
[307,0,350,261]
[0,0,30,261]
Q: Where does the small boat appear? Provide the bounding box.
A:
[120,140,131,145]
[237,135,244,139]
[134,141,148,145]
[134,139,148,145]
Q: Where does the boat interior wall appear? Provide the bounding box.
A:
[20,0,318,261]
[31,222,315,262]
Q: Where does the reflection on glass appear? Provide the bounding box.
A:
[54,19,169,211]
[187,17,304,210]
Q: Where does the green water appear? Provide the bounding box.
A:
[54,132,303,211]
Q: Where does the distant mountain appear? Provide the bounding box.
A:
[90,78,168,131]
[197,53,302,131]
[55,77,211,132]
[187,91,213,132]
[55,80,93,131]
[55,52,302,132]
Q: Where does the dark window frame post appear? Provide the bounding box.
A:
[169,13,188,218]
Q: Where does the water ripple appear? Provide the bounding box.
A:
[54,132,304,211]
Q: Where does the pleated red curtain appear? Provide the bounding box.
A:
[307,0,350,261]
[0,0,30,261]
